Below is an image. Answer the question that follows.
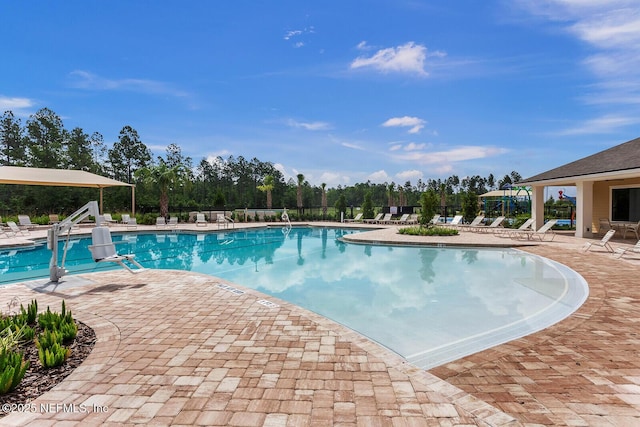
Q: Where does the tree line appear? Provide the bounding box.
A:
[1,108,524,220]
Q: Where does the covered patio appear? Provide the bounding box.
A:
[0,166,135,215]
[519,136,640,238]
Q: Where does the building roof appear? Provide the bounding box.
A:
[0,166,133,188]
[519,136,640,185]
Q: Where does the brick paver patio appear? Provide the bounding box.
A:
[0,223,638,426]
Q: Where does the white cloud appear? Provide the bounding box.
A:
[382,116,426,134]
[285,118,332,131]
[341,141,365,150]
[318,171,350,186]
[68,70,189,98]
[350,42,435,76]
[367,170,391,183]
[404,142,426,151]
[0,96,34,110]
[391,145,509,165]
[283,30,303,40]
[553,114,640,135]
[395,170,423,182]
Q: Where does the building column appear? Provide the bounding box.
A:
[576,181,594,238]
[531,185,545,231]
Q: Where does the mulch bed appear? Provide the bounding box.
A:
[1,321,96,417]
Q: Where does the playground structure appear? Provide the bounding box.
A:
[479,186,531,219]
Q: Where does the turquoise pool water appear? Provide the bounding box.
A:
[0,227,588,369]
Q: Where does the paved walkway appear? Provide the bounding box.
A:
[0,223,639,426]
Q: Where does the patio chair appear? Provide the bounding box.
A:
[473,216,506,233]
[457,215,485,231]
[168,216,178,228]
[582,229,616,253]
[88,226,144,273]
[512,219,558,241]
[442,215,463,228]
[498,218,535,238]
[156,217,167,228]
[389,213,410,225]
[614,239,640,259]
[7,221,29,236]
[18,215,36,230]
[406,214,419,225]
[126,217,138,230]
[364,213,383,224]
[345,213,363,223]
[622,220,640,240]
[429,214,441,225]
[121,214,131,224]
[377,213,393,224]
[195,213,208,227]
[216,213,234,229]
[101,213,117,226]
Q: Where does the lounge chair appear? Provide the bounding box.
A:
[622,220,640,240]
[126,217,138,230]
[18,215,36,230]
[168,217,178,228]
[48,214,60,224]
[457,215,485,231]
[442,215,463,228]
[88,226,144,273]
[498,218,535,238]
[121,214,131,224]
[7,221,29,236]
[582,229,616,253]
[614,239,640,259]
[156,217,167,228]
[345,213,363,223]
[390,213,410,225]
[512,219,558,241]
[101,213,117,226]
[195,213,208,227]
[429,214,441,225]
[377,213,393,224]
[406,214,419,225]
[473,216,506,233]
[364,213,383,224]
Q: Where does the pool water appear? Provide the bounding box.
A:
[0,227,588,369]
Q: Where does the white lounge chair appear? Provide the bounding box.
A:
[88,226,144,273]
[390,213,410,225]
[168,216,178,228]
[582,229,616,253]
[429,214,441,225]
[156,217,167,228]
[473,216,506,233]
[377,213,393,224]
[121,214,131,224]
[345,213,363,223]
[457,215,485,231]
[512,219,558,241]
[216,213,234,229]
[364,213,383,224]
[195,213,208,227]
[7,221,29,236]
[498,218,535,238]
[126,217,138,230]
[101,213,117,226]
[443,215,463,228]
[18,215,36,230]
[614,239,640,259]
[406,214,419,225]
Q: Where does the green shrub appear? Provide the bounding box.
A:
[37,301,73,331]
[0,349,29,394]
[36,329,63,349]
[20,299,38,325]
[37,342,70,368]
[398,226,459,236]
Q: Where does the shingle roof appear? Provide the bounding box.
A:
[519,136,640,184]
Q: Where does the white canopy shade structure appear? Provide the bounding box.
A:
[0,166,135,214]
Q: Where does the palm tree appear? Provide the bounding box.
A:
[296,173,305,217]
[135,162,185,218]
[321,183,327,219]
[257,175,275,209]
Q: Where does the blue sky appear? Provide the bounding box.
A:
[2,1,639,188]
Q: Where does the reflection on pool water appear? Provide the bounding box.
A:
[0,227,588,369]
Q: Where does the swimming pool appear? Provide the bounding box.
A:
[0,227,588,369]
